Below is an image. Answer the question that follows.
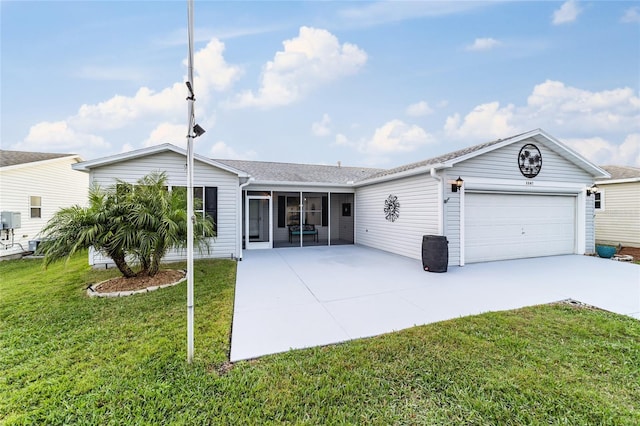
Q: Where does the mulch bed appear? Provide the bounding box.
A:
[94,270,185,293]
[618,246,640,260]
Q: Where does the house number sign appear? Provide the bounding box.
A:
[518,143,542,178]
[384,194,400,222]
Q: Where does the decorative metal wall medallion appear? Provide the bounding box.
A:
[518,143,542,178]
[384,194,400,222]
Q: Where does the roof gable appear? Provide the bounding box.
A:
[72,143,249,177]
[358,129,609,184]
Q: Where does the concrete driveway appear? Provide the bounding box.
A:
[230,245,640,361]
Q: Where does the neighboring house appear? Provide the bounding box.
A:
[0,149,89,255]
[594,165,640,248]
[73,128,609,266]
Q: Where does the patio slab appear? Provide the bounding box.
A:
[230,246,640,361]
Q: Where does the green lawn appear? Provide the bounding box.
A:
[1,253,639,425]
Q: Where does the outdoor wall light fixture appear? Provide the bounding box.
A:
[193,124,206,138]
[586,183,599,196]
[452,176,463,193]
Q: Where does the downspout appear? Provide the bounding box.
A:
[237,177,254,260]
[430,168,443,235]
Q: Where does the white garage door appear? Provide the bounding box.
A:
[465,193,576,263]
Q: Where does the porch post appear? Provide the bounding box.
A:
[299,191,303,247]
[327,191,331,246]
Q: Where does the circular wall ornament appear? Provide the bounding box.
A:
[384,195,400,222]
[518,143,542,178]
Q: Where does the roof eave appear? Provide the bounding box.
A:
[72,143,249,177]
[2,154,82,172]
[354,163,450,187]
[444,129,610,179]
[596,177,640,185]
[247,180,355,188]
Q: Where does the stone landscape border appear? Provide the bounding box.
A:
[87,271,187,298]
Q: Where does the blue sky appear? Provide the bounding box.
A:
[2,1,639,168]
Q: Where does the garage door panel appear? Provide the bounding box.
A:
[465,193,575,263]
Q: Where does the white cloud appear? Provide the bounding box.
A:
[466,37,501,51]
[11,120,108,153]
[406,101,433,117]
[230,27,367,108]
[311,113,332,136]
[121,143,135,153]
[444,102,517,140]
[444,80,640,142]
[563,134,640,167]
[190,38,243,96]
[16,38,240,157]
[334,133,350,146]
[526,80,640,132]
[71,83,185,132]
[210,141,257,160]
[143,123,187,148]
[552,0,581,25]
[621,7,640,23]
[364,120,434,153]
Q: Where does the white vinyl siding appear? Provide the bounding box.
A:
[89,151,239,263]
[445,137,594,264]
[465,193,576,263]
[447,139,593,183]
[595,183,640,247]
[0,157,89,251]
[355,174,439,260]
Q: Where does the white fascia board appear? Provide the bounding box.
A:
[72,143,249,177]
[444,129,610,179]
[596,177,640,185]
[443,130,542,167]
[1,154,82,172]
[72,143,175,171]
[529,130,610,178]
[354,163,450,187]
[246,181,355,192]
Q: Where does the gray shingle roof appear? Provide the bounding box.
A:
[362,135,521,181]
[215,132,537,184]
[0,149,75,168]
[215,159,384,184]
[599,165,640,180]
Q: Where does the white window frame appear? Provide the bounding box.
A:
[30,196,42,219]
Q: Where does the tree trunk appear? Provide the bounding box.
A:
[148,255,160,277]
[110,251,136,278]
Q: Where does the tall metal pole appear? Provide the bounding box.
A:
[186,0,195,364]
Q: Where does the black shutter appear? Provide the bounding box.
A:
[322,196,328,227]
[278,196,286,227]
[204,187,218,232]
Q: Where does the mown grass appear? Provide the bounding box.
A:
[1,252,639,424]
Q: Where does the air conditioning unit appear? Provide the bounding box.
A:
[1,211,21,229]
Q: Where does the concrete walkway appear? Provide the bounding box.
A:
[230,245,640,361]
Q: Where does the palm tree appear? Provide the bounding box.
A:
[40,172,215,278]
[121,172,214,276]
[41,185,137,278]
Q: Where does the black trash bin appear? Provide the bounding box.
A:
[422,235,448,273]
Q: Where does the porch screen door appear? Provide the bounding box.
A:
[246,195,272,249]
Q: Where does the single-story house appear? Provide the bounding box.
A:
[0,149,89,256]
[72,128,609,266]
[594,165,640,248]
